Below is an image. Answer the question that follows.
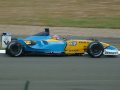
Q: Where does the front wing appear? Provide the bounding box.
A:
[103,46,119,56]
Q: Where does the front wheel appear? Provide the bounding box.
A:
[87,42,104,58]
[6,41,24,57]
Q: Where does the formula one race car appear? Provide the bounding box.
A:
[6,28,119,58]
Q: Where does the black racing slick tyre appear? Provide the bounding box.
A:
[6,41,24,57]
[87,42,104,58]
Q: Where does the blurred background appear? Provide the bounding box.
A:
[0,0,120,28]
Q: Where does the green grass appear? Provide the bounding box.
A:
[0,0,120,28]
[0,16,120,28]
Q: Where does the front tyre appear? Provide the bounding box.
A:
[87,42,104,58]
[6,41,24,57]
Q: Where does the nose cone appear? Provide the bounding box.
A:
[106,46,118,51]
[104,46,119,55]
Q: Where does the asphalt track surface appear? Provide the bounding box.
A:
[0,54,120,90]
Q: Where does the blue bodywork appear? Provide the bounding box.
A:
[105,46,118,51]
[17,36,66,54]
[25,36,51,41]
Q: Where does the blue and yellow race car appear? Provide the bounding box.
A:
[6,28,119,57]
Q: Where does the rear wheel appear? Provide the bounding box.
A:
[6,41,24,57]
[87,42,104,58]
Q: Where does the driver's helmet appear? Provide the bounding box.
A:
[52,35,61,40]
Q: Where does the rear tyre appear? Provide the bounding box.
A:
[6,41,24,57]
[87,42,104,58]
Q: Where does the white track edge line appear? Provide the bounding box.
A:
[0,50,120,54]
[0,50,6,53]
